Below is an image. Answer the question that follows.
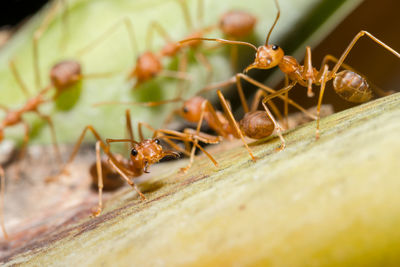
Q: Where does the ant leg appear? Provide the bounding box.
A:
[250,90,284,125]
[283,75,289,129]
[176,0,193,31]
[235,73,316,120]
[315,65,330,140]
[175,52,189,99]
[107,159,146,200]
[261,100,286,151]
[0,166,8,240]
[92,141,104,217]
[125,109,135,147]
[329,31,400,79]
[179,102,207,172]
[35,111,62,164]
[9,61,30,97]
[93,97,183,108]
[202,100,229,138]
[59,0,69,51]
[18,122,30,162]
[235,73,250,113]
[179,37,258,51]
[217,90,256,161]
[158,70,192,81]
[197,0,204,27]
[303,46,315,97]
[137,122,190,156]
[58,126,109,175]
[195,51,213,84]
[33,0,64,90]
[76,17,137,57]
[146,21,172,50]
[200,76,236,93]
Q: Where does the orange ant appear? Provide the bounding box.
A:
[57,109,219,216]
[94,81,316,163]
[0,69,61,240]
[178,0,400,139]
[144,0,257,92]
[30,0,117,100]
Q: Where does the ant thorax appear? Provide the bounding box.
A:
[246,45,284,72]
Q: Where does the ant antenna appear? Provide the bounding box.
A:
[178,37,258,51]
[265,0,280,45]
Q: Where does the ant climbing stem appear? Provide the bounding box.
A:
[76,17,192,90]
[136,121,220,173]
[3,62,61,163]
[33,0,70,89]
[179,0,400,140]
[55,108,219,215]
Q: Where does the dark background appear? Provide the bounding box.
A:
[0,0,48,27]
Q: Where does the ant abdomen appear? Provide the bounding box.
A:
[219,10,256,38]
[333,70,372,103]
[90,160,124,191]
[239,111,274,139]
[50,60,82,90]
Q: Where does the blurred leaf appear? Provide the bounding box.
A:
[0,0,362,144]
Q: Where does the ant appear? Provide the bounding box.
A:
[0,68,61,240]
[57,109,219,216]
[144,0,257,93]
[178,0,400,139]
[30,0,117,101]
[75,17,191,90]
[94,81,315,163]
[78,0,257,94]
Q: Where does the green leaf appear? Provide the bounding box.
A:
[0,0,362,144]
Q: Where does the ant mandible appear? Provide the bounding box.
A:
[178,0,400,139]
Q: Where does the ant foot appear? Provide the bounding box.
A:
[275,144,286,152]
[315,130,320,140]
[179,166,190,174]
[91,206,102,217]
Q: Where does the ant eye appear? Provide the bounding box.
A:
[272,45,279,50]
[183,106,189,113]
[155,139,160,145]
[131,148,138,156]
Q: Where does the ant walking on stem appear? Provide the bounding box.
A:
[56,109,219,216]
[94,83,313,162]
[178,0,400,139]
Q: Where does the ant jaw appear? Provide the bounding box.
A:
[163,151,180,159]
[244,63,257,73]
[143,161,150,173]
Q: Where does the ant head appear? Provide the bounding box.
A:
[132,52,162,83]
[129,138,164,172]
[244,0,282,73]
[50,60,82,90]
[245,44,284,72]
[180,96,206,123]
[219,10,257,38]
